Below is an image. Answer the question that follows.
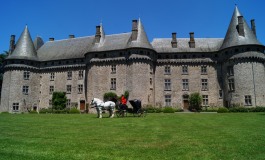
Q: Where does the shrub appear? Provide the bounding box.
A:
[29,110,38,114]
[0,112,9,114]
[104,92,118,101]
[163,107,175,113]
[217,107,229,113]
[69,108,80,114]
[250,107,265,112]
[124,90,129,99]
[229,107,249,113]
[145,106,162,113]
[189,92,202,111]
[52,92,67,110]
[175,108,184,112]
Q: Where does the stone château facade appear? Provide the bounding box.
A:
[1,6,265,113]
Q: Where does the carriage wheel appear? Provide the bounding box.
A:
[137,109,147,117]
[116,110,126,118]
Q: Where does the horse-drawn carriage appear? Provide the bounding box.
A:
[90,98,146,118]
[116,99,147,117]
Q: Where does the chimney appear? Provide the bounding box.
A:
[171,32,177,48]
[95,25,101,43]
[237,16,245,36]
[189,32,195,48]
[131,20,138,41]
[9,35,15,54]
[69,35,75,39]
[49,38,54,41]
[251,19,256,37]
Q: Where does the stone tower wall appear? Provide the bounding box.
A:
[1,69,40,112]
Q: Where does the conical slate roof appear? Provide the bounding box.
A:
[7,26,38,60]
[220,6,261,50]
[127,19,153,50]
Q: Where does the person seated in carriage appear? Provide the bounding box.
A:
[119,94,128,110]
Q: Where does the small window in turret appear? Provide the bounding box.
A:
[235,49,239,53]
[23,71,30,80]
[111,65,116,74]
[228,78,235,91]
[22,86,29,95]
[67,71,72,80]
[201,66,207,75]
[227,66,234,76]
[50,73,55,81]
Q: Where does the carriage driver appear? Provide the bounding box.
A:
[120,94,128,110]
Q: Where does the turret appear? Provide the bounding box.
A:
[7,26,38,61]
[220,6,260,50]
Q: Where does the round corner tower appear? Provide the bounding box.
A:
[220,6,265,107]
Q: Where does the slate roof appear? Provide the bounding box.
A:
[220,6,261,50]
[91,33,131,52]
[151,38,223,53]
[37,36,94,61]
[7,26,38,61]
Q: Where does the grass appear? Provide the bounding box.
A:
[0,113,265,160]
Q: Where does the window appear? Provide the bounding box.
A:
[12,103,19,112]
[111,78,116,90]
[201,66,207,74]
[245,95,252,106]
[164,79,171,91]
[111,65,116,73]
[78,84,83,94]
[22,86,29,95]
[164,66,171,74]
[202,95,209,106]
[182,79,189,91]
[228,79,235,91]
[49,99,52,107]
[227,66,234,76]
[219,90,223,99]
[78,70,84,79]
[67,71,72,80]
[23,71,30,80]
[165,95,171,106]
[201,79,208,91]
[49,86,54,94]
[150,78,152,86]
[50,73,55,81]
[67,99,71,107]
[182,65,188,74]
[66,85,72,94]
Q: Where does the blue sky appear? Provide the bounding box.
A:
[0,0,265,53]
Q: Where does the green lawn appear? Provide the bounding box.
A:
[0,113,264,160]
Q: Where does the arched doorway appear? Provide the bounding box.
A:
[183,94,189,110]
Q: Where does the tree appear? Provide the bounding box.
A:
[189,92,202,111]
[52,92,67,110]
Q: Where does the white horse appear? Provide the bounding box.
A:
[90,98,115,118]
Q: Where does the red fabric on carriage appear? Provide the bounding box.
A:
[121,95,127,105]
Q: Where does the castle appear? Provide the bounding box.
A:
[1,6,265,113]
